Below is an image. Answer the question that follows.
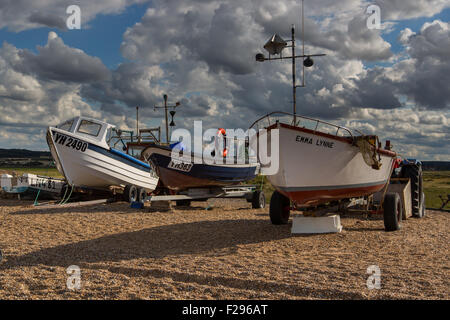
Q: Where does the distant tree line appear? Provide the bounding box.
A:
[0,149,51,159]
[421,161,450,171]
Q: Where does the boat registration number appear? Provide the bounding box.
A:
[168,160,193,172]
[30,178,57,190]
[54,132,88,152]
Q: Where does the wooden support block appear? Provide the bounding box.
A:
[149,200,172,212]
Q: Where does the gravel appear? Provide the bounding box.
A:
[0,198,448,299]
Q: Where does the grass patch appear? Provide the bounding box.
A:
[423,171,450,210]
[245,175,275,203]
[0,167,63,178]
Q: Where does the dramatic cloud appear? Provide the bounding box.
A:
[0,0,151,32]
[375,0,450,20]
[0,0,448,160]
[9,32,111,83]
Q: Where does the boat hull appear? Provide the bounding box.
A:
[142,145,258,191]
[47,128,158,191]
[257,123,396,206]
[1,173,64,199]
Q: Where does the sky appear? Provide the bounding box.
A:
[0,0,449,160]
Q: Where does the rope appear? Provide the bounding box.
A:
[59,184,69,205]
[60,185,74,205]
[355,136,382,170]
[33,189,41,206]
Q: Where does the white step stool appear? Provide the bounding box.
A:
[291,215,343,234]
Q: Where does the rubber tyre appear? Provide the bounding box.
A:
[401,164,424,218]
[123,185,138,203]
[384,192,402,231]
[137,188,147,204]
[269,191,290,225]
[251,190,266,209]
[176,200,191,207]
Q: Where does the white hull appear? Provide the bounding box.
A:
[47,128,158,191]
[256,123,396,205]
[1,173,64,195]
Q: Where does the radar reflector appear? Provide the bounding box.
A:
[263,34,287,55]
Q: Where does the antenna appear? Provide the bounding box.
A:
[302,0,305,87]
[136,106,140,143]
[154,94,182,144]
[255,0,325,124]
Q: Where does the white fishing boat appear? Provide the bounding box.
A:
[1,173,64,199]
[46,116,159,197]
[250,112,397,207]
[252,4,397,224]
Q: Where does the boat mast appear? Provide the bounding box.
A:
[292,24,296,125]
[136,106,140,143]
[301,0,305,88]
[255,0,325,125]
[154,94,181,144]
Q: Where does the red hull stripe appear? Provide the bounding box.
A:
[278,180,388,192]
[279,183,386,205]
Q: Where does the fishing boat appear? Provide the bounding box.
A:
[46,116,159,196]
[141,142,259,191]
[252,2,397,223]
[250,112,397,207]
[1,173,64,199]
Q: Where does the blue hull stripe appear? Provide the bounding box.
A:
[88,144,151,172]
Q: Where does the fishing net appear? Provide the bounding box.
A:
[355,136,382,170]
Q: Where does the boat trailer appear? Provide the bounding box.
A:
[275,160,426,233]
[130,185,266,210]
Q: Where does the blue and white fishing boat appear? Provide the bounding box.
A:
[46,116,159,194]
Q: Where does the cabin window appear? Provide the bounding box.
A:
[77,120,102,137]
[57,119,74,131]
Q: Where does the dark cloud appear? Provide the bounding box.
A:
[0,0,151,32]
[28,12,67,30]
[15,32,110,83]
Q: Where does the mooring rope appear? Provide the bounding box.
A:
[59,185,74,205]
[355,136,382,170]
[33,189,41,206]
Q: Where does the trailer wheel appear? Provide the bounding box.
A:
[383,192,402,231]
[252,190,266,209]
[270,191,290,225]
[401,164,424,218]
[176,200,191,207]
[123,185,138,203]
[137,188,147,204]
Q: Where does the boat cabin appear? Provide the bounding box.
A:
[55,116,115,149]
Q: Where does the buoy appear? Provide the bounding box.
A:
[217,128,226,136]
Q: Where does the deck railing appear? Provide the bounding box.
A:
[249,111,364,139]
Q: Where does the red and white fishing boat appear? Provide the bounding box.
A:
[250,112,397,207]
[252,4,398,224]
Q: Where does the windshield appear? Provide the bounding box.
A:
[77,120,102,137]
[56,119,74,132]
